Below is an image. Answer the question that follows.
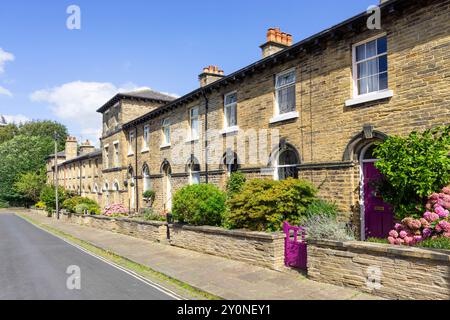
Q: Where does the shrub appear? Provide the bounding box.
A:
[417,237,450,250]
[303,199,338,222]
[226,172,246,198]
[0,199,9,208]
[40,185,67,214]
[143,190,156,206]
[374,125,450,219]
[387,186,450,246]
[303,213,355,242]
[172,184,226,226]
[104,203,129,217]
[62,196,100,214]
[142,208,166,222]
[75,203,90,214]
[35,201,46,209]
[226,178,317,232]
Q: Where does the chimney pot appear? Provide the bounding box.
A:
[261,27,293,58]
[199,65,225,87]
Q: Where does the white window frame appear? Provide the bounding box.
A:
[271,68,298,124]
[223,91,238,132]
[189,107,200,141]
[189,162,201,185]
[346,33,393,107]
[142,125,150,152]
[113,141,120,167]
[161,118,171,148]
[128,130,135,156]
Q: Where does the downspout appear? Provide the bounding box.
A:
[201,89,209,184]
[135,127,139,212]
[79,160,82,196]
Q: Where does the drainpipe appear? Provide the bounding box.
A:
[135,127,139,213]
[201,89,209,184]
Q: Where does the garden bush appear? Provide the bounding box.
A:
[62,196,100,215]
[39,185,67,214]
[34,201,46,209]
[0,199,9,208]
[142,208,166,222]
[104,203,129,217]
[172,184,226,226]
[303,199,338,222]
[226,178,317,232]
[374,125,450,219]
[417,237,450,250]
[226,172,246,198]
[303,213,355,242]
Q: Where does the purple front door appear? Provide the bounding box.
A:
[363,162,394,239]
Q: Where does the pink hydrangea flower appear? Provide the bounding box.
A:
[394,223,403,231]
[413,235,423,243]
[389,230,399,238]
[388,237,396,245]
[435,206,449,218]
[395,238,405,245]
[442,187,450,195]
[399,231,407,239]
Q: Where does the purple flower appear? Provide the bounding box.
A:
[394,223,403,231]
[422,228,432,238]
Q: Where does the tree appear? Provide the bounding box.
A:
[0,135,54,205]
[40,184,67,215]
[18,120,68,150]
[14,169,46,205]
[0,123,19,145]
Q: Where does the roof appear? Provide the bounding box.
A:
[123,0,409,129]
[46,151,66,160]
[96,89,177,113]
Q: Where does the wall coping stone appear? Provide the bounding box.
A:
[309,239,450,263]
[74,214,166,227]
[169,223,285,240]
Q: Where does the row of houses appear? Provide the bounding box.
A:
[47,0,450,240]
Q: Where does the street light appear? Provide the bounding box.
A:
[53,131,60,220]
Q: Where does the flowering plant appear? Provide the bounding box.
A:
[388,186,450,246]
[104,203,129,217]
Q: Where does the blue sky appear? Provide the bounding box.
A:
[0,0,375,143]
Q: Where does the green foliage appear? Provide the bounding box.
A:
[18,120,68,151]
[0,199,10,208]
[35,201,46,209]
[143,190,156,206]
[0,135,54,205]
[226,172,246,198]
[226,178,317,232]
[0,123,19,145]
[417,237,450,250]
[172,184,226,226]
[39,185,67,213]
[303,199,338,223]
[142,208,166,222]
[13,169,46,204]
[62,196,100,215]
[303,213,356,241]
[374,125,450,219]
[367,237,389,244]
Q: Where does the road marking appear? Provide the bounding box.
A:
[15,214,185,300]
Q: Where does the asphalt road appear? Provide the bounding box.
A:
[0,213,178,300]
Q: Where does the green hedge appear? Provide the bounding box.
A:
[226,178,317,232]
[62,196,100,215]
[172,184,226,226]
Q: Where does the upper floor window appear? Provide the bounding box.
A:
[113,142,120,167]
[353,36,388,96]
[189,107,199,140]
[224,92,237,129]
[162,119,171,146]
[143,125,150,150]
[275,69,296,115]
[128,131,135,155]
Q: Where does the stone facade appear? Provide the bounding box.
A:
[307,239,450,300]
[48,0,450,238]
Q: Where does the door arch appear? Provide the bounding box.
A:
[360,143,393,240]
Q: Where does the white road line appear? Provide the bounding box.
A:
[16,214,185,300]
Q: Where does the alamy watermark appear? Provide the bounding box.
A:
[66,5,81,30]
[367,5,382,30]
[66,265,81,290]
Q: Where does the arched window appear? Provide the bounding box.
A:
[272,144,300,181]
[143,164,151,192]
[93,184,99,194]
[113,180,120,192]
[187,156,201,185]
[222,150,239,176]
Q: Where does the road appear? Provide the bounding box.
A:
[0,213,178,300]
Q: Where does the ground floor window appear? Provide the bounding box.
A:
[274,144,300,180]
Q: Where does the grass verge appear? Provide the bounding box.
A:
[17,212,222,301]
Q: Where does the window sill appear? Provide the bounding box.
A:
[127,152,134,157]
[345,90,394,107]
[270,111,299,124]
[186,138,200,143]
[141,148,150,154]
[160,144,171,149]
[220,126,239,135]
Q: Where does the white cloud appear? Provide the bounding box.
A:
[0,86,12,97]
[29,81,157,143]
[0,48,14,74]
[3,114,30,124]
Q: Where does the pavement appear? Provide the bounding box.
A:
[3,209,381,300]
[0,213,179,300]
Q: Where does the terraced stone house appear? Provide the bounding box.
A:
[48,0,450,240]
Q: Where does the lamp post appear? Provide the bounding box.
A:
[53,131,60,220]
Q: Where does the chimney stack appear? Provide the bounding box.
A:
[198,65,225,87]
[65,136,78,160]
[79,140,95,155]
[260,27,293,58]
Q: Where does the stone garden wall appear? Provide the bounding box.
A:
[307,239,450,300]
